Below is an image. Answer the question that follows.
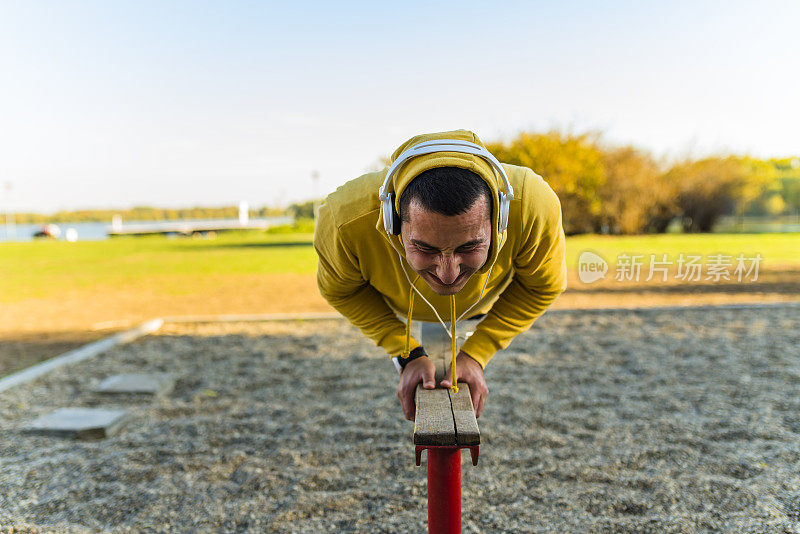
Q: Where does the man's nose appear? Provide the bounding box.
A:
[435,255,461,284]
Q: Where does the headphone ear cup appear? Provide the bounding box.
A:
[382,192,394,235]
[498,192,509,233]
[382,192,402,235]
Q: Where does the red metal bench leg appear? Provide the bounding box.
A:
[427,447,461,534]
[415,445,479,534]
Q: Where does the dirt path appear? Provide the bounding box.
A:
[2,268,799,377]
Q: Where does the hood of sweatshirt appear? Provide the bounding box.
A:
[376,129,507,276]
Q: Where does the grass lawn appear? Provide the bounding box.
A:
[4,231,797,302]
[565,232,799,267]
[2,230,799,376]
[0,231,318,302]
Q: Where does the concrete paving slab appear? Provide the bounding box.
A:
[23,408,130,439]
[95,373,174,395]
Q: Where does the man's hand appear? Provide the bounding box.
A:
[396,355,436,421]
[439,351,489,418]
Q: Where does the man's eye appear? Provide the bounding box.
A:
[457,246,477,253]
[418,246,437,254]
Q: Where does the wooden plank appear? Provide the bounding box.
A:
[413,385,456,446]
[413,384,482,447]
[449,384,480,446]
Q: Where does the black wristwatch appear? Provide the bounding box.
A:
[392,346,427,374]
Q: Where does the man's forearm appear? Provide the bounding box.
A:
[460,278,563,367]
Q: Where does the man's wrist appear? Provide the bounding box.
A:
[393,346,427,374]
[458,348,487,370]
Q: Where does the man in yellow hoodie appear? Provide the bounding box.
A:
[314,129,567,421]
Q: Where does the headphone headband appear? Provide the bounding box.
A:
[378,139,514,235]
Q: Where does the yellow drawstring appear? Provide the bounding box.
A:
[450,294,458,394]
[402,276,458,394]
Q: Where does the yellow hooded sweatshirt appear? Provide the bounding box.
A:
[314,129,567,368]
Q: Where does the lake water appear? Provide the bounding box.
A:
[0,217,294,242]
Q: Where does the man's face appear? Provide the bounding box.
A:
[400,197,492,296]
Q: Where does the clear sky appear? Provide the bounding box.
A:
[1,0,798,213]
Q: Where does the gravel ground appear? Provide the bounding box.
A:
[1,306,800,533]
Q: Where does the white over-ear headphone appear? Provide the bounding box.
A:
[378,139,514,236]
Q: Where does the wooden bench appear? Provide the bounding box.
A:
[413,383,481,531]
[413,383,480,447]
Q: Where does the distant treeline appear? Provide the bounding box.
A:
[13,205,287,225]
[309,130,799,235]
[15,131,800,235]
[485,131,800,234]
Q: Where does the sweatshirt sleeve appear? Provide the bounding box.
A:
[314,202,421,358]
[459,171,567,368]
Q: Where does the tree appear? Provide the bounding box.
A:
[595,146,671,234]
[289,200,317,219]
[486,131,606,234]
[664,156,772,232]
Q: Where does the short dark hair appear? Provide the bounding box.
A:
[399,167,493,222]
